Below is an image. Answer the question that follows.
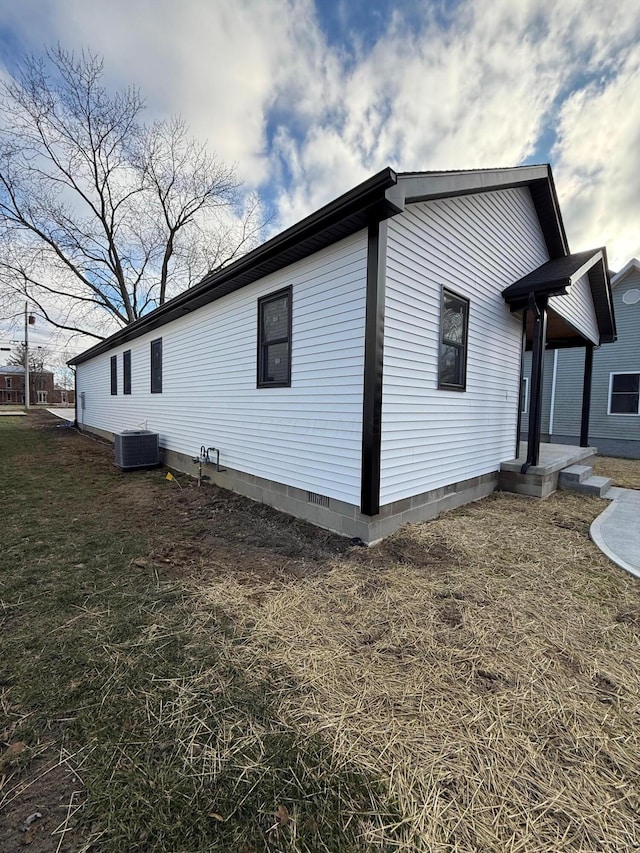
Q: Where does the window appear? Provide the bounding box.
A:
[123,350,131,395]
[151,338,162,393]
[609,373,640,415]
[6,377,11,389]
[520,377,529,414]
[439,288,469,390]
[110,356,117,395]
[37,390,47,404]
[257,286,292,388]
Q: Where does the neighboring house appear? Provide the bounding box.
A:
[52,386,75,406]
[523,257,639,458]
[69,165,615,543]
[0,366,56,405]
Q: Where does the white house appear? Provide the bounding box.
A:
[69,166,616,543]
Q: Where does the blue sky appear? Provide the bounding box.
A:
[0,0,639,349]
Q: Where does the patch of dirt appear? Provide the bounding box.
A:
[0,757,83,853]
[382,531,466,568]
[29,411,353,586]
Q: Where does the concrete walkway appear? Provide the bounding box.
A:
[591,488,640,579]
[47,407,76,421]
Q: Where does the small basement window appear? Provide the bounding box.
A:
[110,355,117,395]
[257,286,292,388]
[439,288,469,391]
[609,372,640,415]
[151,339,162,393]
[123,350,131,395]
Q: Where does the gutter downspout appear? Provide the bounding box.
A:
[73,367,78,428]
[515,309,527,456]
[521,293,548,474]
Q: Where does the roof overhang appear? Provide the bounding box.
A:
[502,249,617,347]
[388,165,569,259]
[70,163,572,366]
[611,257,640,286]
[69,168,401,365]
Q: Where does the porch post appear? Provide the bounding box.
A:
[580,343,594,447]
[515,309,527,454]
[522,295,547,472]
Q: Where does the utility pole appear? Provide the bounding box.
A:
[23,304,35,409]
[24,302,30,410]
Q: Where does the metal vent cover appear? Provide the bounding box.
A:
[307,491,329,508]
[114,430,159,470]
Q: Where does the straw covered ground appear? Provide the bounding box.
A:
[594,454,640,489]
[1,414,639,852]
[193,492,640,852]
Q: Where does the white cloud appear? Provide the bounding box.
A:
[553,43,640,269]
[1,0,639,353]
[267,0,640,235]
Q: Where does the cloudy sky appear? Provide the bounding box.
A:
[0,0,639,351]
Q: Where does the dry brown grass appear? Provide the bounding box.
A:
[4,414,640,851]
[193,491,640,852]
[594,455,640,490]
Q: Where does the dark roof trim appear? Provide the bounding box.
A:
[70,163,571,366]
[69,168,401,365]
[388,165,569,260]
[502,249,617,345]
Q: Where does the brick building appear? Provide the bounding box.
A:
[0,365,70,406]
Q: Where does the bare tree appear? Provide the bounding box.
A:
[8,343,52,371]
[8,343,53,405]
[0,47,266,340]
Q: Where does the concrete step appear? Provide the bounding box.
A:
[559,464,594,486]
[564,475,612,497]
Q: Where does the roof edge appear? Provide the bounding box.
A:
[611,257,640,286]
[69,167,400,366]
[389,164,569,259]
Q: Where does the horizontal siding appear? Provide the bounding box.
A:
[549,272,600,344]
[522,350,555,432]
[76,232,368,503]
[522,268,640,443]
[548,347,586,436]
[595,268,640,439]
[380,187,549,505]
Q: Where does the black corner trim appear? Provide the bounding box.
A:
[360,221,386,517]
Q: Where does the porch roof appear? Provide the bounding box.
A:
[502,249,616,347]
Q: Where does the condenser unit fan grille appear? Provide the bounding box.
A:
[114,430,159,470]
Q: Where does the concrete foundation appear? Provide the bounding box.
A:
[79,422,497,544]
[524,432,640,461]
[499,443,597,498]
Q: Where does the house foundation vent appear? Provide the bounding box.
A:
[307,491,329,508]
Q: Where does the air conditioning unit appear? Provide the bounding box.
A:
[114,430,159,470]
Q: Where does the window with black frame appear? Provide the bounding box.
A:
[257,286,292,387]
[439,288,469,390]
[150,338,162,393]
[110,355,117,395]
[123,350,131,395]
